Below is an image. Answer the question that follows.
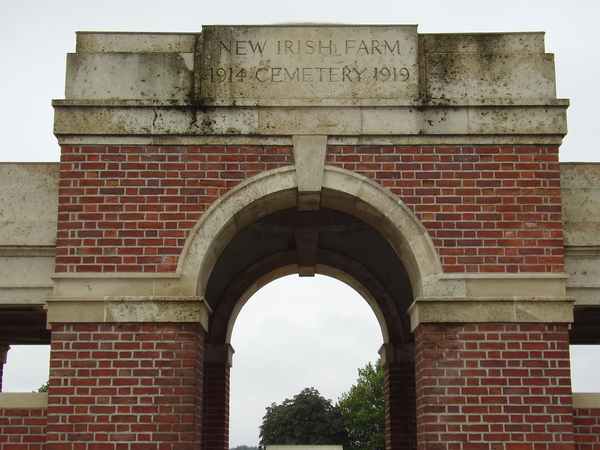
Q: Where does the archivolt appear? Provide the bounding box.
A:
[178,165,442,299]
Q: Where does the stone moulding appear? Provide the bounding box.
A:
[52,101,568,145]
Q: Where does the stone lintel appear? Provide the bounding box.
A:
[408,297,574,331]
[45,296,211,331]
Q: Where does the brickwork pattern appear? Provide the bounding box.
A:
[574,408,600,450]
[414,323,575,450]
[202,362,231,450]
[45,323,204,450]
[56,146,293,273]
[385,360,417,450]
[57,145,562,274]
[0,407,47,450]
[328,145,563,273]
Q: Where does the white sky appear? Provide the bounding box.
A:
[2,0,600,447]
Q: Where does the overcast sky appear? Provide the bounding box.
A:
[1,0,600,447]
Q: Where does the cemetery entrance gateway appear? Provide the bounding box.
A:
[5,24,600,450]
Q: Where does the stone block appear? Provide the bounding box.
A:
[198,25,419,100]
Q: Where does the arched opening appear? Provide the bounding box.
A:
[199,205,418,450]
[228,274,383,447]
[176,166,441,450]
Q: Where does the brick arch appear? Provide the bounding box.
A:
[178,165,442,299]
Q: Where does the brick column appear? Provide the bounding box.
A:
[202,343,234,450]
[45,323,205,450]
[574,405,600,450]
[414,323,575,450]
[380,343,417,450]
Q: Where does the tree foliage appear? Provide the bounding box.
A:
[259,387,348,447]
[337,361,385,450]
[36,380,49,393]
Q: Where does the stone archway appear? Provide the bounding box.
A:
[177,165,441,450]
[178,165,442,300]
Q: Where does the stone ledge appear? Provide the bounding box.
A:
[56,134,566,147]
[0,392,48,408]
[408,297,574,330]
[52,98,570,107]
[421,272,568,299]
[52,272,195,298]
[53,103,568,138]
[573,393,600,409]
[46,296,211,329]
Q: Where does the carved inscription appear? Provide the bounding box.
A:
[209,67,410,83]
[218,39,402,55]
[199,26,419,100]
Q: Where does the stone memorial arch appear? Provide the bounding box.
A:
[1,24,600,450]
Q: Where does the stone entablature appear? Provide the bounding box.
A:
[53,27,567,145]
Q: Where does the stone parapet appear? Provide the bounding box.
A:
[54,26,568,146]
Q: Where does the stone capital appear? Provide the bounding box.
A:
[205,343,235,367]
[379,343,415,365]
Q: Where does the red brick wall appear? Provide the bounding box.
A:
[328,145,563,274]
[57,145,562,274]
[385,360,417,450]
[56,145,293,273]
[202,362,231,450]
[574,408,600,450]
[414,323,575,450]
[0,407,46,450]
[45,323,204,450]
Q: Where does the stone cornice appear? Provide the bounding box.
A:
[53,101,568,140]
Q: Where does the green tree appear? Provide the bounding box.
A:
[259,387,348,448]
[35,380,49,393]
[337,361,385,450]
